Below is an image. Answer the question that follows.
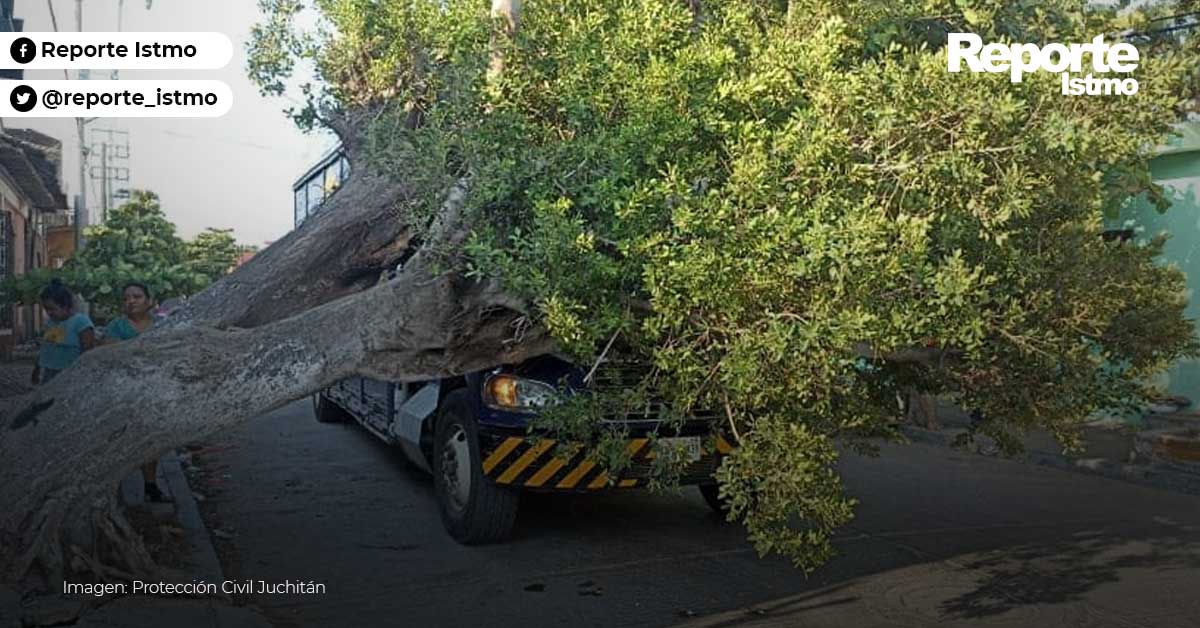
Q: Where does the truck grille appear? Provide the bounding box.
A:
[586,360,717,423]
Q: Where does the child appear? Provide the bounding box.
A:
[33,279,96,385]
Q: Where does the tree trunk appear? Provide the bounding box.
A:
[168,163,414,330]
[0,5,542,592]
[0,160,551,589]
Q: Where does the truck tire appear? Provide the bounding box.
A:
[434,389,519,544]
[699,483,730,516]
[313,393,349,424]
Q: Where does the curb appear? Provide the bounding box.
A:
[160,450,228,592]
[898,425,1200,496]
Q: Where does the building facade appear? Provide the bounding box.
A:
[1112,120,1200,407]
[0,129,70,356]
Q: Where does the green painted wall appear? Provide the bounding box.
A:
[1115,121,1200,405]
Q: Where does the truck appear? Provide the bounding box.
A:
[295,148,730,544]
[312,355,733,543]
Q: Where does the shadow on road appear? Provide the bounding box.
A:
[197,401,1200,628]
[940,525,1200,619]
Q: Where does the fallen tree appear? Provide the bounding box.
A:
[0,165,555,588]
[3,0,1200,591]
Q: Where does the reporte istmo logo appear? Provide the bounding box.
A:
[947,33,1139,96]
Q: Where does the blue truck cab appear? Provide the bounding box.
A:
[312,354,732,544]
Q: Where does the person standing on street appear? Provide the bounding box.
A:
[103,282,170,502]
[103,282,159,344]
[32,279,95,386]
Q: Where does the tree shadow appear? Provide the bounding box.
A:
[940,525,1200,619]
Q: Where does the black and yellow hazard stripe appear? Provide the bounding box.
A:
[482,436,567,488]
[480,436,636,490]
[481,432,736,491]
[482,437,523,474]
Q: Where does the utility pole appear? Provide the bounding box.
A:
[113,0,123,79]
[63,0,152,245]
[73,0,88,250]
[100,143,108,222]
[75,118,87,249]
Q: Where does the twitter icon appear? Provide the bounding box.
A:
[10,85,36,112]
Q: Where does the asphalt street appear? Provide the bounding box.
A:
[193,400,1200,628]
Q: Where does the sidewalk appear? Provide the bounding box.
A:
[118,451,227,588]
[901,400,1200,495]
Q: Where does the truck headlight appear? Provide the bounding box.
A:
[483,374,560,411]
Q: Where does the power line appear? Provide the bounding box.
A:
[44,2,69,80]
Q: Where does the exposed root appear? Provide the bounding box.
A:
[14,498,66,587]
[92,500,158,577]
[69,544,134,584]
[11,493,161,591]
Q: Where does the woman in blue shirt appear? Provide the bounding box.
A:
[33,280,95,385]
[103,281,170,502]
[103,282,159,344]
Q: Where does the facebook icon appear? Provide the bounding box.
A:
[10,37,34,64]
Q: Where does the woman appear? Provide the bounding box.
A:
[104,282,169,502]
[103,282,158,344]
[33,279,95,385]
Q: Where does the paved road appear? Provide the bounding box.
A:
[194,401,1200,628]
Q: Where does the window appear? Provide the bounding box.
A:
[306,176,324,214]
[291,151,349,232]
[324,163,341,197]
[294,188,307,226]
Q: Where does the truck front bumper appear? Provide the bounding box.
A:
[477,426,735,492]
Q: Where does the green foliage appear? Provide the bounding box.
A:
[251,0,1200,569]
[186,228,241,283]
[0,191,241,313]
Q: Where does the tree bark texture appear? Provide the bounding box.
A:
[0,155,552,588]
[0,5,550,590]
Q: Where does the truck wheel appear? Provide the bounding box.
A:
[434,389,519,544]
[699,483,730,516]
[313,393,348,424]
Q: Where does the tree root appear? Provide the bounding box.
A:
[14,498,66,588]
[69,545,134,583]
[12,493,161,591]
[91,498,158,578]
